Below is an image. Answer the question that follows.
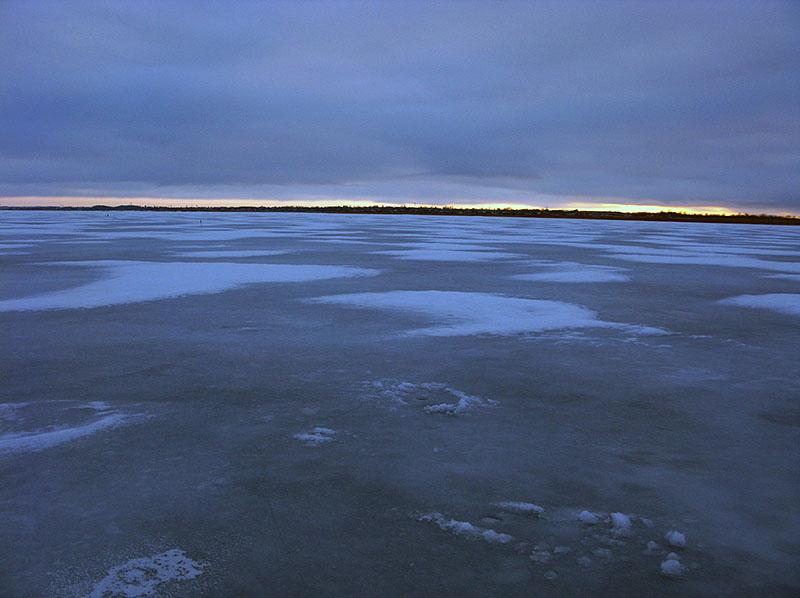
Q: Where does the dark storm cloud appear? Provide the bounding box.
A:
[1,0,799,210]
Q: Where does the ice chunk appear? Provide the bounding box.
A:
[660,557,686,578]
[578,510,600,525]
[88,548,204,597]
[665,530,686,548]
[610,512,632,536]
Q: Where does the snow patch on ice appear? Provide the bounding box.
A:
[719,293,800,316]
[310,291,664,337]
[608,252,800,274]
[172,250,289,258]
[293,427,336,445]
[494,502,545,517]
[423,387,494,415]
[417,512,514,544]
[88,548,204,597]
[363,380,495,414]
[0,413,130,453]
[515,262,629,283]
[373,249,522,262]
[766,273,800,282]
[0,261,378,311]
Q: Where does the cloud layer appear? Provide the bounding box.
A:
[1,1,798,211]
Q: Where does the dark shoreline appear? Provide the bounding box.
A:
[2,204,798,225]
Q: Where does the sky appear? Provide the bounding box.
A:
[1,1,799,214]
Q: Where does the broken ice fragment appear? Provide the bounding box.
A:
[610,512,632,536]
[660,557,686,578]
[665,530,686,548]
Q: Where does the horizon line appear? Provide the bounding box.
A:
[3,203,798,225]
[1,197,798,218]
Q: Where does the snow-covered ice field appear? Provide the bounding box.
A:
[1,211,798,596]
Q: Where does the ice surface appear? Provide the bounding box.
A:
[423,386,493,415]
[88,548,204,597]
[719,293,800,316]
[0,261,378,311]
[373,249,523,262]
[310,291,664,336]
[578,510,601,525]
[1,212,799,596]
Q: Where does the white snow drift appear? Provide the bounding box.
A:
[0,413,129,454]
[88,548,204,597]
[719,293,800,316]
[309,291,664,336]
[0,261,378,311]
[514,262,629,283]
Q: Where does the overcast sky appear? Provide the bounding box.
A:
[1,1,798,212]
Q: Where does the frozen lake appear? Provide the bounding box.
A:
[1,211,798,596]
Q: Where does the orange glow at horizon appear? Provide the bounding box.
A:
[0,196,795,217]
[560,202,737,216]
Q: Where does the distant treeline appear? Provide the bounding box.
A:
[2,204,798,225]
